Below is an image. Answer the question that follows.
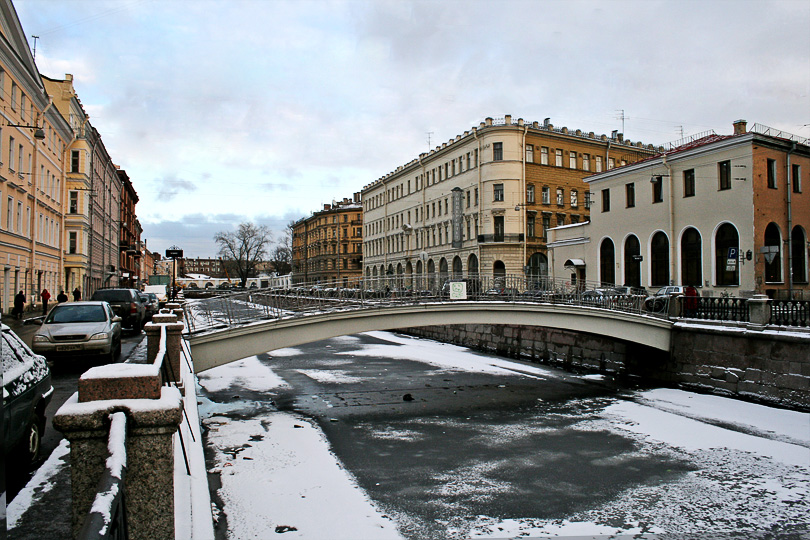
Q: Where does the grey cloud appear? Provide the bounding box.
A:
[156,176,197,201]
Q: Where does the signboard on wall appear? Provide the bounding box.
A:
[726,247,738,272]
[449,281,467,300]
[451,187,463,248]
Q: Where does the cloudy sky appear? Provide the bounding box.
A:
[15,0,810,258]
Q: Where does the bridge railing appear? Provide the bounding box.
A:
[182,274,657,334]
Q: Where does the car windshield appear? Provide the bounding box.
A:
[45,305,107,324]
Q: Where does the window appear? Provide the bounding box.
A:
[69,191,78,214]
[681,227,702,286]
[466,190,470,208]
[652,176,663,203]
[542,214,550,239]
[683,169,695,197]
[570,189,578,208]
[527,215,536,238]
[793,164,801,193]
[0,68,4,100]
[11,82,17,110]
[595,156,603,172]
[601,189,610,212]
[624,235,641,287]
[569,152,577,169]
[494,184,504,202]
[467,153,471,169]
[600,238,615,285]
[608,158,615,170]
[541,186,550,204]
[541,147,549,165]
[764,222,782,282]
[474,187,478,205]
[570,215,579,224]
[650,231,670,287]
[767,158,778,189]
[715,223,739,286]
[555,149,563,167]
[525,144,533,163]
[556,214,565,227]
[527,185,535,203]
[719,160,731,190]
[6,197,12,230]
[493,216,504,241]
[8,137,14,170]
[626,183,635,207]
[556,188,564,206]
[493,142,503,161]
[582,154,590,171]
[68,231,78,254]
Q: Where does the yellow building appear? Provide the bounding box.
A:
[361,115,656,289]
[292,195,363,285]
[1,1,73,313]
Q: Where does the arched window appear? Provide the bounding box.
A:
[468,254,479,277]
[764,222,782,283]
[439,258,449,286]
[681,227,702,286]
[493,260,506,285]
[624,235,641,288]
[452,256,463,278]
[600,238,615,285]
[650,232,670,287]
[427,259,436,289]
[792,226,808,284]
[415,260,423,290]
[715,224,739,286]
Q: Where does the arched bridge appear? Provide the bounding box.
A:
[183,279,677,372]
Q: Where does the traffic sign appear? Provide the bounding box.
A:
[166,249,183,258]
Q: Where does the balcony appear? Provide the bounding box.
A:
[477,233,524,244]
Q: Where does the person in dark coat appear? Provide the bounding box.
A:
[72,288,81,301]
[13,290,25,319]
[57,290,68,303]
[41,289,51,314]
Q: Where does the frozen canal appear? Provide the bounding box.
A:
[198,331,810,539]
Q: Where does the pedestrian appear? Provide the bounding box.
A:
[72,287,81,301]
[13,290,25,319]
[40,289,51,314]
[57,290,68,303]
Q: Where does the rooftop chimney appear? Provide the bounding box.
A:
[733,119,747,135]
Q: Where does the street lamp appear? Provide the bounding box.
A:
[6,122,45,140]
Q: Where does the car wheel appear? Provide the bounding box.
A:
[26,414,42,463]
[652,299,665,312]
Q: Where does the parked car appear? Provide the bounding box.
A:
[89,288,145,333]
[611,285,647,296]
[139,292,157,321]
[31,301,123,363]
[644,286,688,312]
[3,324,53,463]
[143,284,168,306]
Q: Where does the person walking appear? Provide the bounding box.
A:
[41,289,51,314]
[72,287,81,301]
[13,290,25,319]
[57,290,68,303]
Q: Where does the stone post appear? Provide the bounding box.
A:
[747,294,771,329]
[53,365,182,540]
[668,293,682,318]
[144,313,184,385]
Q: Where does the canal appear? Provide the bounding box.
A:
[198,331,810,539]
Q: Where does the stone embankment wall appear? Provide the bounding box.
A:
[667,325,810,410]
[401,323,809,410]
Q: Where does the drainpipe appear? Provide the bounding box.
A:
[663,154,675,284]
[473,127,482,275]
[787,141,796,298]
[521,122,528,280]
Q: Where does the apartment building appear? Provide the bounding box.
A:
[361,115,655,288]
[1,2,73,311]
[548,120,810,299]
[291,195,363,285]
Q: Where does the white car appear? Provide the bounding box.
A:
[644,286,688,312]
[32,301,122,364]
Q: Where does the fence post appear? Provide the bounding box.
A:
[747,294,770,329]
[53,365,182,540]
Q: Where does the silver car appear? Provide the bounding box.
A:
[32,301,122,363]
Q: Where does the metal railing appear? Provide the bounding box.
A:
[181,275,810,335]
[770,300,810,327]
[78,412,128,540]
[182,274,656,334]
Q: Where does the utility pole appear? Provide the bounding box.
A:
[615,109,626,134]
[31,35,39,59]
[426,132,433,151]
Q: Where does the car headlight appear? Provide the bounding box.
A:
[32,335,50,343]
[90,332,111,341]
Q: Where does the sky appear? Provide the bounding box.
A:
[13,0,810,258]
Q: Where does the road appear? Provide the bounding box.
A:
[3,315,146,504]
[198,331,810,539]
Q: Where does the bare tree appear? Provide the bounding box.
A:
[268,221,294,275]
[214,222,272,287]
